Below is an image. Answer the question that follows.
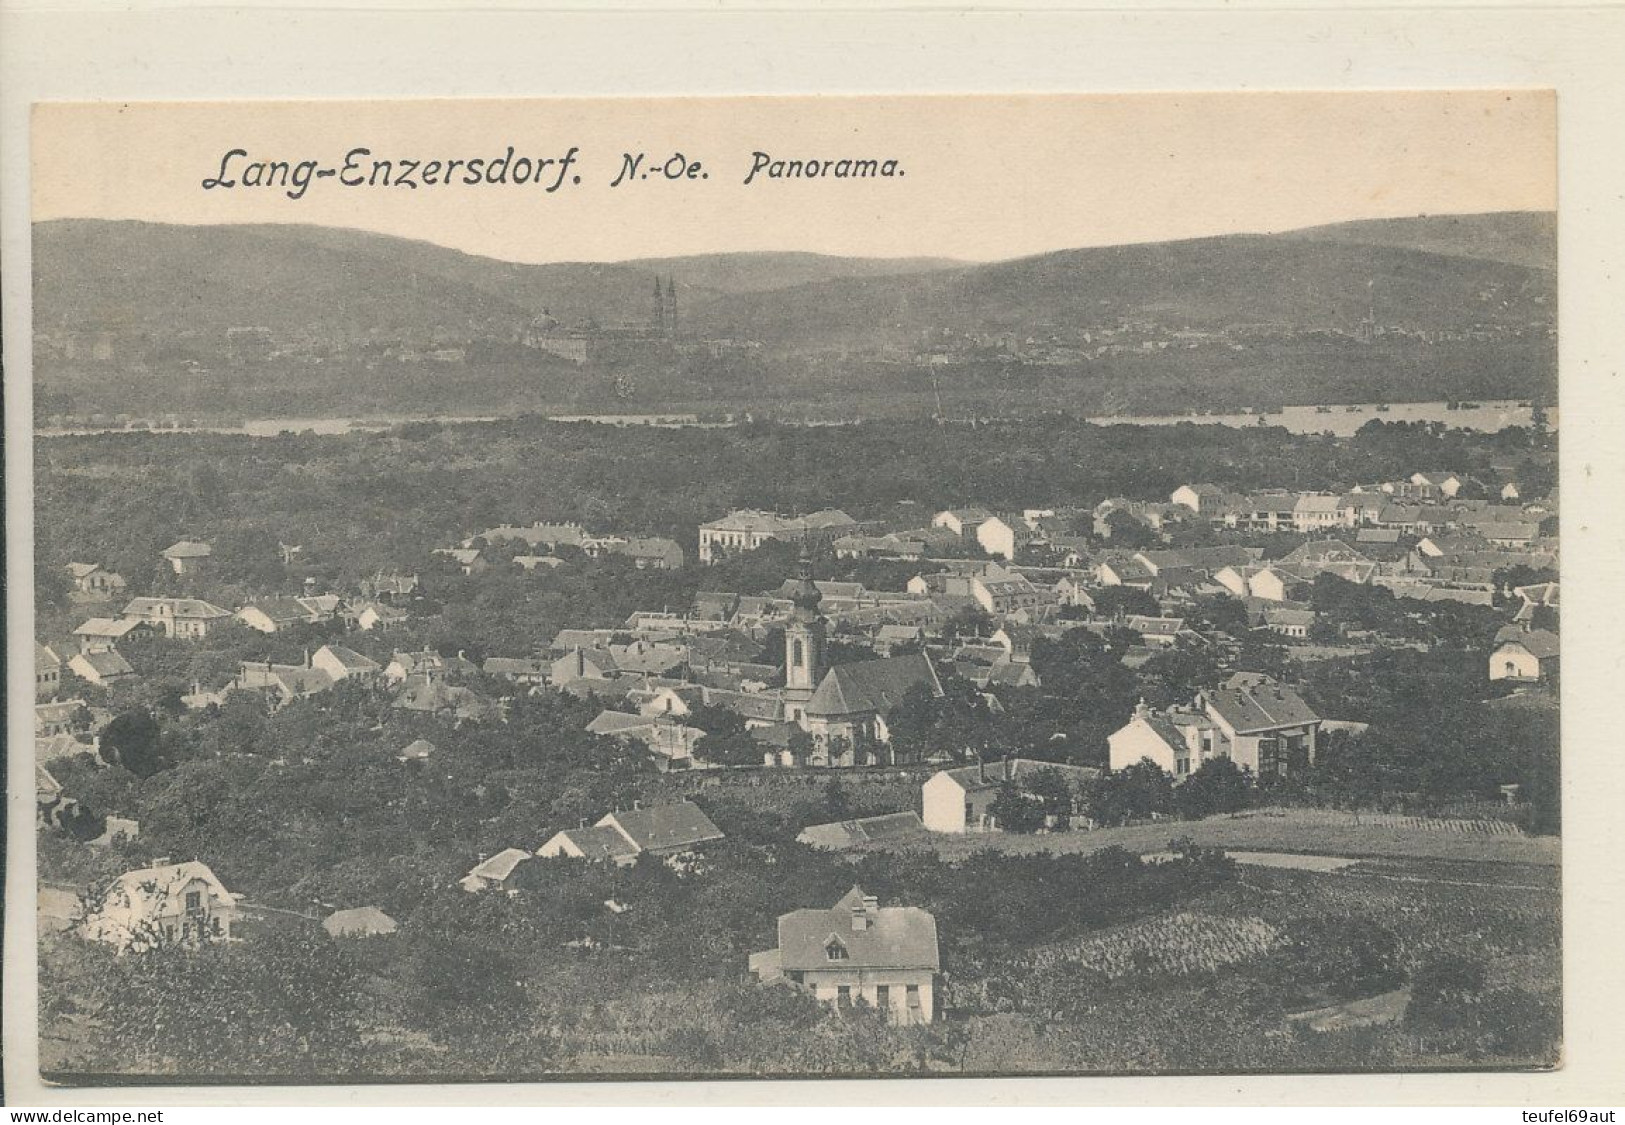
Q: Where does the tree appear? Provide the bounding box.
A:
[1091,585,1161,619]
[1175,757,1252,819]
[1085,759,1174,827]
[1024,767,1077,824]
[988,783,1045,833]
[688,703,764,768]
[98,709,167,778]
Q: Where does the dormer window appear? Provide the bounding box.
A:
[825,935,849,961]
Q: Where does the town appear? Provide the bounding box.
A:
[32,411,1561,1079]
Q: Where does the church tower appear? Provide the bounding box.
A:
[783,538,826,720]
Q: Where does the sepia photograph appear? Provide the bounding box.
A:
[20,91,1564,1086]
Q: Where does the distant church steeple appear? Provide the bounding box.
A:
[783,537,826,714]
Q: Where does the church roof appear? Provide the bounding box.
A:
[804,653,942,719]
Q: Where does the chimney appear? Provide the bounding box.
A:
[579,818,589,829]
[633,799,643,811]
[852,906,869,931]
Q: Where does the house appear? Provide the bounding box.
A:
[1411,471,1465,498]
[37,731,96,765]
[1511,582,1560,626]
[833,534,927,561]
[90,816,141,848]
[973,515,1026,561]
[1292,494,1355,532]
[515,554,568,572]
[1213,565,1302,603]
[393,677,499,723]
[1490,629,1560,682]
[311,644,381,683]
[698,508,859,563]
[397,738,436,762]
[235,596,337,634]
[322,906,398,938]
[609,536,686,570]
[36,643,63,699]
[67,561,127,599]
[873,623,926,655]
[1263,606,1317,638]
[37,764,73,827]
[384,648,475,683]
[796,812,926,849]
[1199,673,1321,777]
[967,567,1046,616]
[466,521,585,551]
[594,800,724,857]
[483,656,550,684]
[120,597,233,640]
[1097,555,1157,589]
[459,848,536,893]
[72,616,150,652]
[233,660,335,706]
[361,571,419,601]
[355,601,409,632]
[1122,615,1186,649]
[586,709,705,763]
[1110,674,1321,779]
[536,824,642,866]
[161,539,212,576]
[931,507,995,537]
[921,758,1101,833]
[549,646,620,685]
[36,698,93,738]
[1169,483,1226,514]
[1474,522,1541,549]
[749,886,939,1024]
[433,547,488,575]
[67,648,137,687]
[80,861,240,950]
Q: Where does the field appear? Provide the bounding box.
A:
[942,859,1561,1075]
[864,806,1561,867]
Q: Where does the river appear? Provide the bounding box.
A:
[35,400,1553,439]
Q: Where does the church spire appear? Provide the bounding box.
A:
[790,535,823,617]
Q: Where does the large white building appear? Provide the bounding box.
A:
[697,509,859,563]
[1108,674,1322,779]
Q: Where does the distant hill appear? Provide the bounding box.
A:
[1274,211,1556,272]
[704,222,1554,350]
[32,212,1555,419]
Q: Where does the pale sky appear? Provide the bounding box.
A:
[32,92,1555,264]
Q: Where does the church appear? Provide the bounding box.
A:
[776,545,944,768]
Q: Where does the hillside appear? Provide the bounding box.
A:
[706,230,1554,350]
[1276,211,1557,272]
[32,212,1556,420]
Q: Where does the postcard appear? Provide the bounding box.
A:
[14,92,1570,1087]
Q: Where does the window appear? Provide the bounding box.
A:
[876,985,891,1012]
[825,936,849,961]
[185,891,202,912]
[906,984,922,1012]
[837,985,852,1008]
